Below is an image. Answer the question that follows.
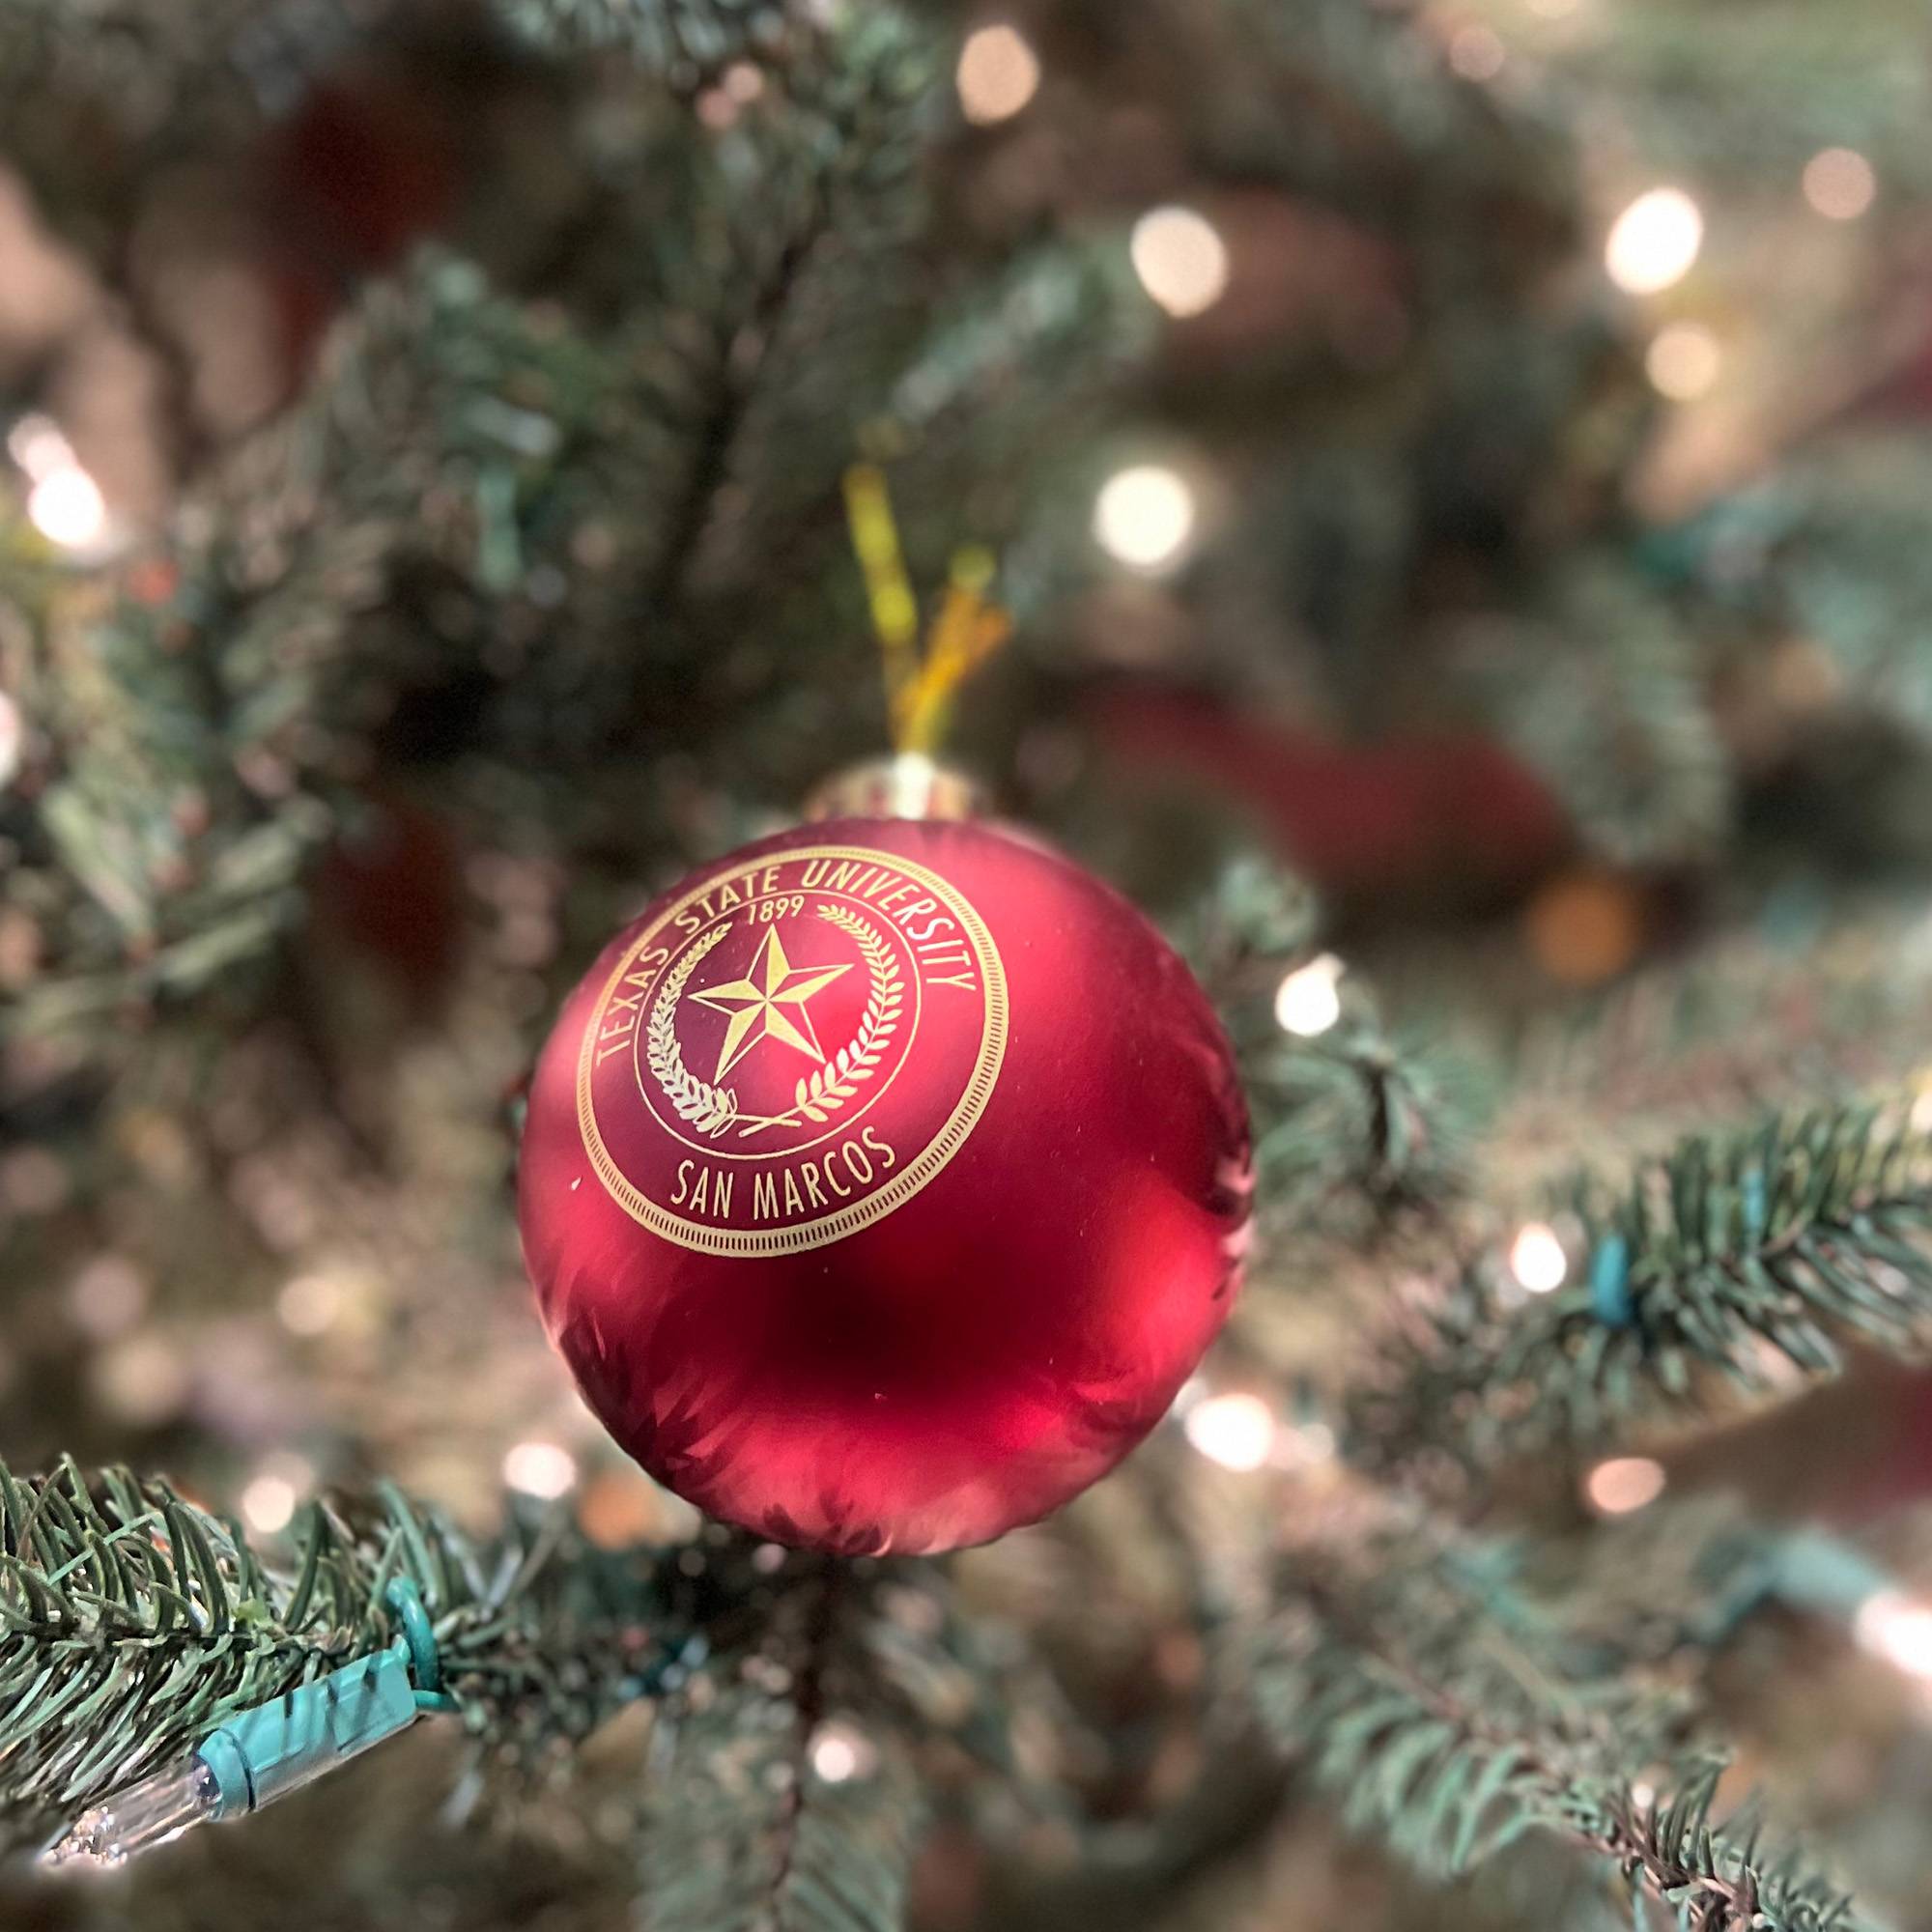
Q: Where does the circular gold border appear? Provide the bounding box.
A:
[577,843,1007,1257]
[633,886,925,1162]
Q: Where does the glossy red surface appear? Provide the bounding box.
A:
[519,816,1250,1553]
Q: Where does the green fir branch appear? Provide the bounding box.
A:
[493,0,811,71]
[0,1457,805,1861]
[1456,559,1732,867]
[5,10,945,1056]
[1250,1019,1485,1238]
[1353,1104,1932,1475]
[1165,855,1320,992]
[1254,1528,1864,1931]
[638,1571,927,1932]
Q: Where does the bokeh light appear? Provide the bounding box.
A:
[27,464,108,551]
[1585,1457,1666,1516]
[1094,464,1197,573]
[1856,1590,1932,1680]
[241,1473,298,1535]
[1508,1222,1568,1294]
[1183,1392,1276,1471]
[502,1439,579,1499]
[1646,321,1722,400]
[1448,25,1506,81]
[1605,187,1704,295]
[1130,206,1230,318]
[809,1720,879,1784]
[1803,148,1876,221]
[1274,953,1345,1037]
[10,412,114,554]
[956,23,1040,125]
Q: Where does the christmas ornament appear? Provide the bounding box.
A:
[1096,686,1569,904]
[519,810,1251,1553]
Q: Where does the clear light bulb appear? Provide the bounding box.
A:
[43,1756,221,1871]
[43,1642,422,1874]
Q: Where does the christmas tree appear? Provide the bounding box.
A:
[5,2,1932,1927]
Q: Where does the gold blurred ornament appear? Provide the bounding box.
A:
[1523,869,1644,986]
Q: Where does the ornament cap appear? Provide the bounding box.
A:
[804,753,987,823]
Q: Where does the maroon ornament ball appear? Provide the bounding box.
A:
[519,814,1251,1554]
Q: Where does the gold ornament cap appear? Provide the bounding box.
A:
[805,753,988,823]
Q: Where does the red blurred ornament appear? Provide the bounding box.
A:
[312,793,466,1017]
[519,812,1250,1554]
[258,64,465,383]
[1095,686,1572,908]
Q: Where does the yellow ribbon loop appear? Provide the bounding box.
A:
[843,465,1011,757]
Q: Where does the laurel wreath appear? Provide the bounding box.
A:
[645,906,902,1141]
[645,922,741,1136]
[737,903,903,1138]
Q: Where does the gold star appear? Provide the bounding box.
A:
[690,928,854,1081]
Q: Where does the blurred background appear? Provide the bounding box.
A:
[5,1,1932,1927]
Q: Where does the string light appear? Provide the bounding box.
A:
[956,23,1039,125]
[1183,1392,1276,1471]
[44,1759,225,1871]
[44,1613,429,1872]
[1093,464,1197,573]
[502,1439,578,1499]
[1130,207,1230,318]
[27,466,109,552]
[808,1719,879,1784]
[1645,321,1722,401]
[1803,148,1876,222]
[7,413,67,474]
[1605,187,1703,296]
[9,412,114,554]
[1854,1589,1932,1680]
[1584,1456,1666,1516]
[1508,1222,1569,1294]
[1274,952,1345,1037]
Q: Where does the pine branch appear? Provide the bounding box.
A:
[1166,855,1319,992]
[0,2,271,252]
[7,13,943,1058]
[4,241,712,1045]
[1352,1103,1932,1477]
[0,1456,803,1860]
[622,7,936,626]
[638,1570,927,1932]
[1249,1018,1485,1240]
[1254,1521,1865,1931]
[1455,559,1732,867]
[1166,860,1481,1238]
[493,0,811,72]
